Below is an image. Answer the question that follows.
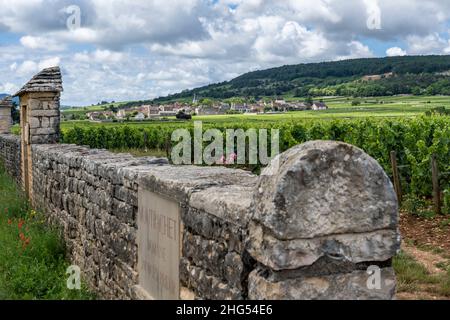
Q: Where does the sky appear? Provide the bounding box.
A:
[1,0,450,106]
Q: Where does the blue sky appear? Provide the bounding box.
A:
[1,0,450,106]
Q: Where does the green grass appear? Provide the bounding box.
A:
[393,251,450,297]
[109,147,168,158]
[0,162,95,300]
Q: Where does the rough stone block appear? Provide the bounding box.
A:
[254,141,399,239]
[248,267,396,300]
[248,141,401,271]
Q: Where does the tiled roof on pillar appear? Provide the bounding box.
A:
[0,96,13,107]
[14,66,63,96]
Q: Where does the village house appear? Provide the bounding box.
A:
[182,106,193,114]
[312,102,329,111]
[282,102,308,112]
[155,104,177,117]
[362,72,394,81]
[160,105,175,112]
[198,106,221,115]
[231,103,249,113]
[274,99,287,105]
[87,111,114,121]
[116,109,127,119]
[138,105,151,115]
[270,99,290,112]
[87,112,99,121]
[249,104,265,113]
[159,110,177,117]
[134,112,146,121]
[218,103,231,113]
[148,106,161,118]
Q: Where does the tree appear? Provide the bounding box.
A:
[11,103,20,124]
[200,98,213,106]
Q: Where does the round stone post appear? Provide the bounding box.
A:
[0,96,13,134]
[247,141,401,300]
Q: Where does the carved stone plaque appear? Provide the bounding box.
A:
[138,188,181,300]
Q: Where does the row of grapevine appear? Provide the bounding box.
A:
[62,116,450,198]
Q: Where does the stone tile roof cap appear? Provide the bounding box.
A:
[14,66,63,96]
[0,95,13,107]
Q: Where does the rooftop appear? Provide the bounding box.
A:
[0,96,12,108]
[14,66,63,97]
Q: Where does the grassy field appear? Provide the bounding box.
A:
[394,249,450,299]
[0,162,94,300]
[56,95,450,133]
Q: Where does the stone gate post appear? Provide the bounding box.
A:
[14,66,63,201]
[0,96,13,134]
[246,141,401,299]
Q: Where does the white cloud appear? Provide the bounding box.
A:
[1,0,450,104]
[38,57,60,69]
[252,19,331,63]
[14,60,38,76]
[338,41,374,60]
[386,47,407,56]
[20,35,65,51]
[0,82,18,93]
[11,57,60,76]
[406,33,447,54]
[74,49,124,63]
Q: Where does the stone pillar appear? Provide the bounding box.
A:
[246,141,401,300]
[0,96,12,134]
[14,66,63,200]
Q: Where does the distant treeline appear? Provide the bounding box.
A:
[152,55,450,102]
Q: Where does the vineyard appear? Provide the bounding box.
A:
[61,116,450,204]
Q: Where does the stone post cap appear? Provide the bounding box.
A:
[248,141,401,270]
[14,66,63,97]
[0,96,13,108]
[0,96,13,134]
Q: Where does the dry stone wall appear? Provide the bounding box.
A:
[138,165,259,299]
[0,134,21,184]
[31,143,168,299]
[137,141,401,300]
[29,143,259,299]
[0,136,402,300]
[0,96,12,134]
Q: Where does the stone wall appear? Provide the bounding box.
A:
[0,136,401,300]
[138,141,401,300]
[0,96,12,134]
[138,164,259,299]
[0,107,12,134]
[0,134,21,184]
[29,143,258,299]
[30,143,168,299]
